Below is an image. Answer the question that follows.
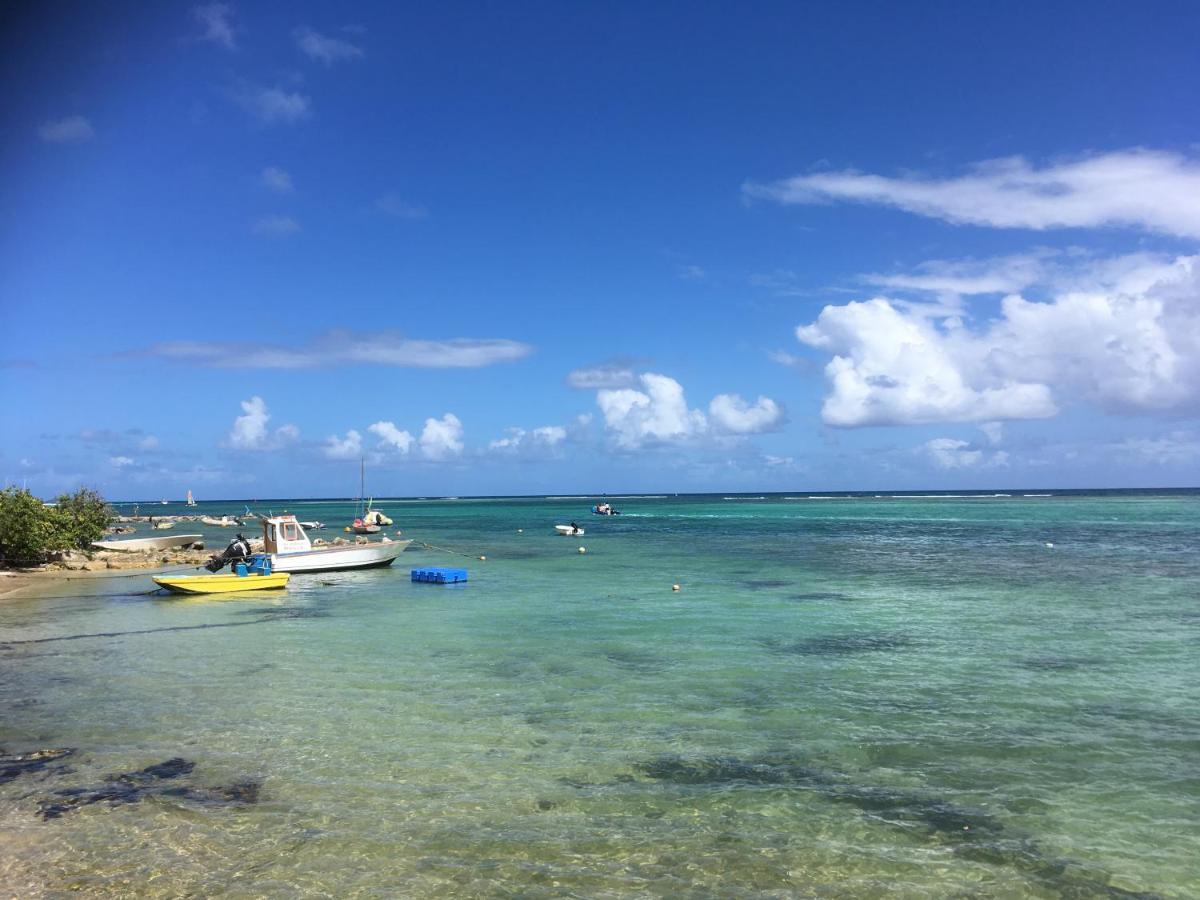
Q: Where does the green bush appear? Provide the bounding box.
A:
[51,487,114,551]
[0,486,114,568]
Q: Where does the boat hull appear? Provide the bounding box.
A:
[154,572,290,594]
[265,539,412,574]
[93,534,204,552]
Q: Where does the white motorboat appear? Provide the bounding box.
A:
[259,515,410,573]
[93,534,204,552]
[555,524,585,536]
[299,521,325,530]
[201,516,238,527]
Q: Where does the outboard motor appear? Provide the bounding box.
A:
[205,533,253,573]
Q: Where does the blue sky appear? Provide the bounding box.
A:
[2,1,1198,499]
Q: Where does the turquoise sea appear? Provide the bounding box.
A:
[1,491,1197,897]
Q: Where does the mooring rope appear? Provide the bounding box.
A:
[412,540,487,561]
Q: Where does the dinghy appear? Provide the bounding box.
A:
[93,534,204,552]
[154,571,289,594]
[555,524,585,536]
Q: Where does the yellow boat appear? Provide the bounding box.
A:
[153,572,290,595]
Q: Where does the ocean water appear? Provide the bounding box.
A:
[1,491,1197,897]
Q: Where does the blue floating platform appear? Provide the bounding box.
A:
[411,567,469,584]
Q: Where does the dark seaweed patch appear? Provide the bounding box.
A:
[630,752,1161,898]
[788,591,853,603]
[635,754,830,787]
[742,579,793,589]
[0,748,75,785]
[36,758,261,820]
[759,632,912,656]
[1019,655,1105,672]
[603,649,665,673]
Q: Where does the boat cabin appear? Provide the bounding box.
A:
[263,515,313,555]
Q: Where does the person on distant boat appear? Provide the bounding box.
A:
[569,522,580,534]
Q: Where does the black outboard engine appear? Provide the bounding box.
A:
[205,534,253,573]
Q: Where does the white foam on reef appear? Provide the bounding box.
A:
[1024,493,1053,497]
[724,496,767,500]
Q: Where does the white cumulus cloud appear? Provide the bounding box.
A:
[227,397,297,449]
[228,396,270,449]
[795,254,1200,427]
[746,150,1200,239]
[324,429,362,460]
[597,373,708,449]
[369,421,414,454]
[420,414,464,460]
[109,456,135,468]
[708,394,784,434]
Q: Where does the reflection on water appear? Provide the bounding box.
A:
[1,492,1197,896]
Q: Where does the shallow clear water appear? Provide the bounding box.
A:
[2,492,1197,897]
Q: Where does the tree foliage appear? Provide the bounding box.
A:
[0,486,114,568]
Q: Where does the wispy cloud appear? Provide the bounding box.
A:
[922,437,1009,470]
[863,250,1054,296]
[748,269,809,297]
[193,4,236,50]
[375,193,427,219]
[38,115,93,144]
[677,264,707,282]
[142,330,534,369]
[234,85,311,125]
[252,214,300,236]
[746,150,1200,239]
[566,361,638,390]
[260,166,294,193]
[294,26,364,64]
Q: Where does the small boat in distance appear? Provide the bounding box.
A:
[186,490,197,507]
[201,515,237,527]
[299,520,325,530]
[592,502,620,515]
[347,458,394,534]
[555,524,585,536]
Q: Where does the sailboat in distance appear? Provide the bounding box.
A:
[348,458,393,534]
[186,490,196,507]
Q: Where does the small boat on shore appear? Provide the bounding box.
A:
[555,524,585,536]
[93,534,204,552]
[153,571,289,594]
